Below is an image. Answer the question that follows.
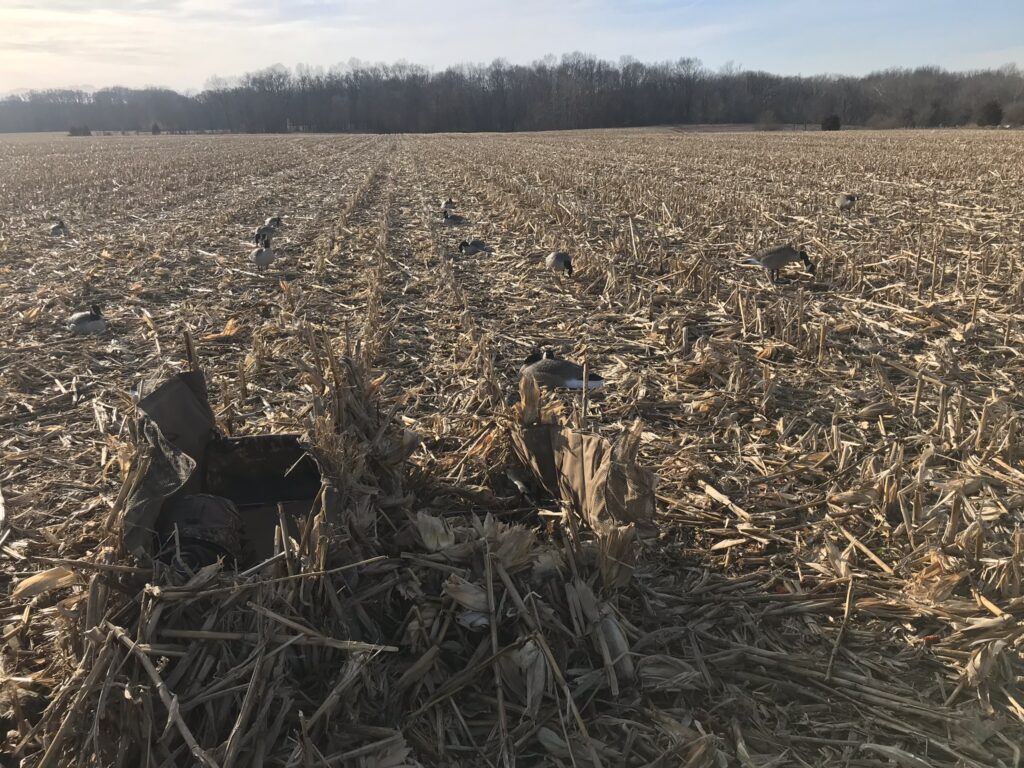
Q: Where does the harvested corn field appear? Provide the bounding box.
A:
[2,128,1024,766]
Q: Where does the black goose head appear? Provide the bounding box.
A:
[90,304,102,317]
[523,350,545,366]
[799,250,816,274]
[459,240,469,252]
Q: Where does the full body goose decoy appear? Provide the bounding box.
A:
[50,220,68,237]
[835,193,858,212]
[744,244,816,283]
[254,224,275,248]
[545,251,573,276]
[520,349,604,390]
[250,246,276,272]
[254,216,283,247]
[67,304,105,335]
[459,239,491,255]
[442,210,465,226]
[441,197,456,211]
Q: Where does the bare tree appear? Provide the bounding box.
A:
[2,59,1023,134]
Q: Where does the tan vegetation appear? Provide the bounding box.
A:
[2,128,1024,766]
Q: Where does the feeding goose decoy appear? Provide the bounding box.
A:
[545,251,573,276]
[835,193,858,212]
[254,224,276,248]
[520,349,604,390]
[441,197,456,211]
[459,239,491,255]
[744,244,816,283]
[67,304,105,335]
[250,246,276,272]
[50,219,68,237]
[254,216,283,247]
[442,210,465,226]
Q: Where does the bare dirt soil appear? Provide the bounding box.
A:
[2,129,1023,766]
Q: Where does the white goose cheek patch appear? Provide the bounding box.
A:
[565,379,605,390]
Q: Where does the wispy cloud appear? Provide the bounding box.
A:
[5,0,182,11]
[1,38,163,60]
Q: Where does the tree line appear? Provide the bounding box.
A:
[2,56,1023,134]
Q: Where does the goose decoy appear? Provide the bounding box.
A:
[520,349,604,390]
[254,224,275,248]
[250,246,275,272]
[50,220,68,237]
[545,251,573,276]
[442,210,465,226]
[744,244,816,283]
[835,193,858,212]
[67,304,105,335]
[459,239,491,255]
[265,215,284,228]
[441,197,456,211]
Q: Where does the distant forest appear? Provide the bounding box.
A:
[2,56,1023,134]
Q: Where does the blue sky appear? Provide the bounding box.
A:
[1,0,1022,91]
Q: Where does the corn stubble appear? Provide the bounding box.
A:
[1,128,1023,766]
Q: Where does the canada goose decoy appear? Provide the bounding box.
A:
[459,239,491,255]
[50,220,68,237]
[442,210,465,226]
[520,349,604,390]
[67,304,105,335]
[744,244,816,283]
[441,197,456,211]
[250,246,275,272]
[545,251,573,276]
[835,193,858,212]
[254,224,275,248]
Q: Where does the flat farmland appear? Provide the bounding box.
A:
[2,129,1024,766]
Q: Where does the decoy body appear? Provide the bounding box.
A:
[67,304,105,335]
[442,210,465,226]
[744,244,816,283]
[250,246,276,271]
[254,224,275,248]
[520,349,604,390]
[254,216,283,247]
[459,239,491,255]
[545,251,573,276]
[835,193,858,212]
[50,220,68,237]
